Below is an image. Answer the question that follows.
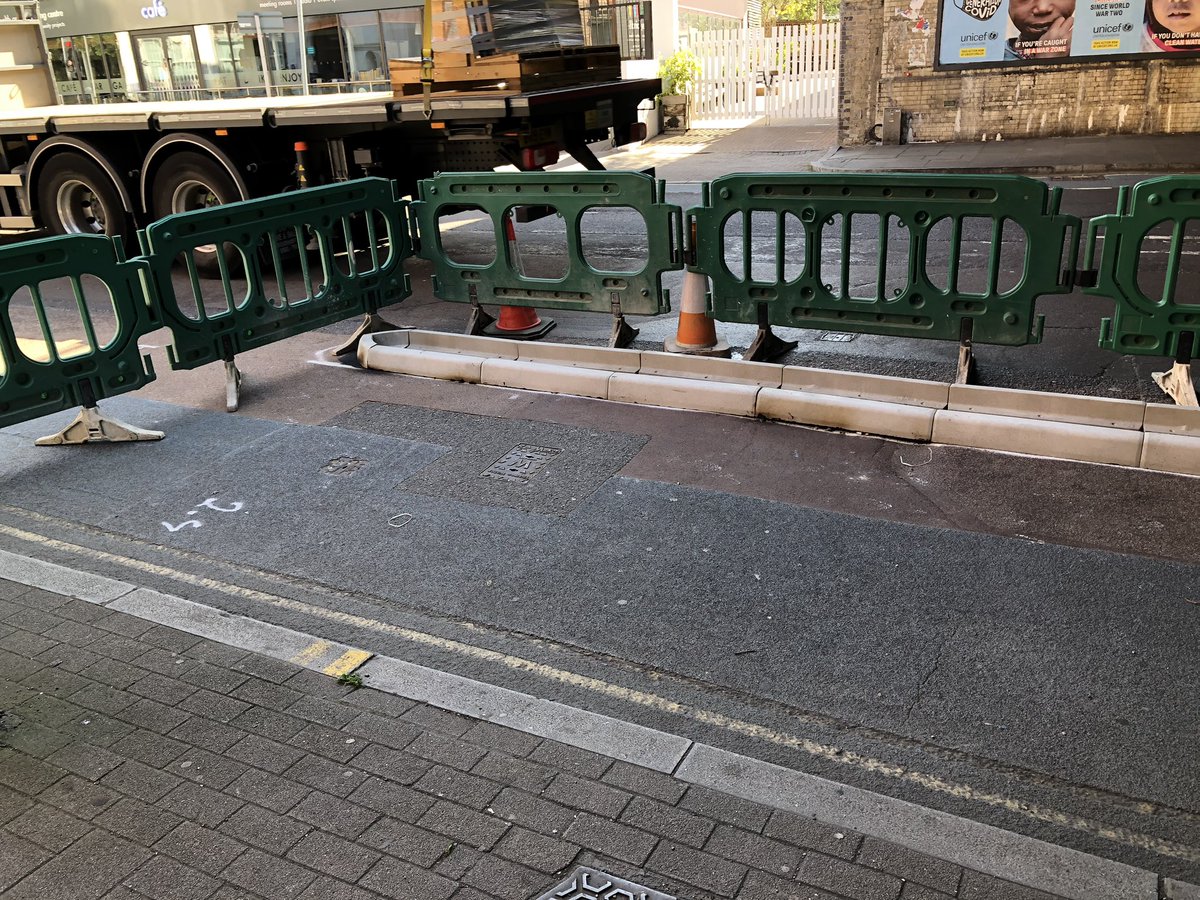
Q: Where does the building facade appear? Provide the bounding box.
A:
[839,0,1200,144]
[19,0,423,103]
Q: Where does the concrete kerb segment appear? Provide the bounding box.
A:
[3,547,1196,900]
[356,330,1200,478]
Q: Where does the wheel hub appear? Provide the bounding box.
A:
[172,179,221,254]
[55,179,108,235]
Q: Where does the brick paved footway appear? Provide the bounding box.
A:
[0,575,1071,900]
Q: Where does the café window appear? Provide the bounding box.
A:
[308,14,347,84]
[195,22,266,94]
[342,11,386,83]
[47,34,126,104]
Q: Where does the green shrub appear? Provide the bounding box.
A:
[658,49,701,95]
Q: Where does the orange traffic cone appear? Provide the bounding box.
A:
[482,214,556,340]
[665,269,731,357]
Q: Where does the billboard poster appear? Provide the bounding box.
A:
[937,0,1200,65]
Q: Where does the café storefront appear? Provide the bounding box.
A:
[33,0,423,103]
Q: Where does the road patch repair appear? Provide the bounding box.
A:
[1,548,1196,900]
[358,330,1200,477]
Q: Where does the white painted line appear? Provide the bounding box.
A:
[0,547,134,604]
[359,655,691,774]
[676,743,1158,900]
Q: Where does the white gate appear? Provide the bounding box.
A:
[688,23,840,123]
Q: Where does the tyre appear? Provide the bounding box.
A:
[36,152,127,240]
[151,152,243,276]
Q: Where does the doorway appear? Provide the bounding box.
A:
[135,31,204,100]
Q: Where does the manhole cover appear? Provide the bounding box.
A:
[536,867,676,900]
[481,444,562,484]
[322,456,367,476]
[818,331,858,342]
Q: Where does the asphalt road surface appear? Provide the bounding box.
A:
[1,172,1199,886]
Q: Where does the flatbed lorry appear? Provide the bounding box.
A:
[0,74,659,252]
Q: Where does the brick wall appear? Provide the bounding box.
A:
[838,0,1200,144]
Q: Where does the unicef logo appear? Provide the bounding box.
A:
[141,0,167,18]
[1122,22,1133,30]
[988,31,998,39]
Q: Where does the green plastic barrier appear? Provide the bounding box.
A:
[0,235,156,429]
[1083,176,1200,357]
[141,178,411,371]
[413,171,682,316]
[689,173,1080,345]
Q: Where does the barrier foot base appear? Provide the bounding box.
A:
[466,304,497,336]
[956,320,976,385]
[609,315,639,349]
[225,360,243,413]
[955,344,976,385]
[334,313,404,357]
[745,326,797,363]
[1152,361,1199,408]
[483,318,557,341]
[36,406,164,447]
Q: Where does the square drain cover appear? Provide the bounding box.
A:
[322,456,367,476]
[536,866,676,900]
[482,443,562,484]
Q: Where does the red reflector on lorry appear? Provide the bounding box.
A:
[520,144,560,170]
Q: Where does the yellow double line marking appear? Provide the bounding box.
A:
[1,519,1197,865]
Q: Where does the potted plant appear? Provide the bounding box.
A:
[658,49,700,134]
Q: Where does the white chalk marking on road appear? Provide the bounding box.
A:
[0,521,1197,868]
[307,357,361,371]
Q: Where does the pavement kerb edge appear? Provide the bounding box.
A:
[2,547,1189,900]
[358,330,1200,478]
[675,744,1157,900]
[0,547,136,605]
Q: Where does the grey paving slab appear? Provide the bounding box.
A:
[1167,878,1200,900]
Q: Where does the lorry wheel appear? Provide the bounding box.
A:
[36,153,127,240]
[151,153,243,276]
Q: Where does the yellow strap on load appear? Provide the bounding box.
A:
[421,0,435,118]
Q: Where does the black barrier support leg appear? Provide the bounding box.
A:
[744,303,797,363]
[1152,331,1199,408]
[333,313,407,358]
[956,319,976,386]
[35,382,164,447]
[609,294,639,349]
[465,284,496,336]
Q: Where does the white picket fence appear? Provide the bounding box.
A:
[687,23,840,123]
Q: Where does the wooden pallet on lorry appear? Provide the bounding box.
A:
[390,44,621,96]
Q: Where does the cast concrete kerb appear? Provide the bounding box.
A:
[356,330,1200,477]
